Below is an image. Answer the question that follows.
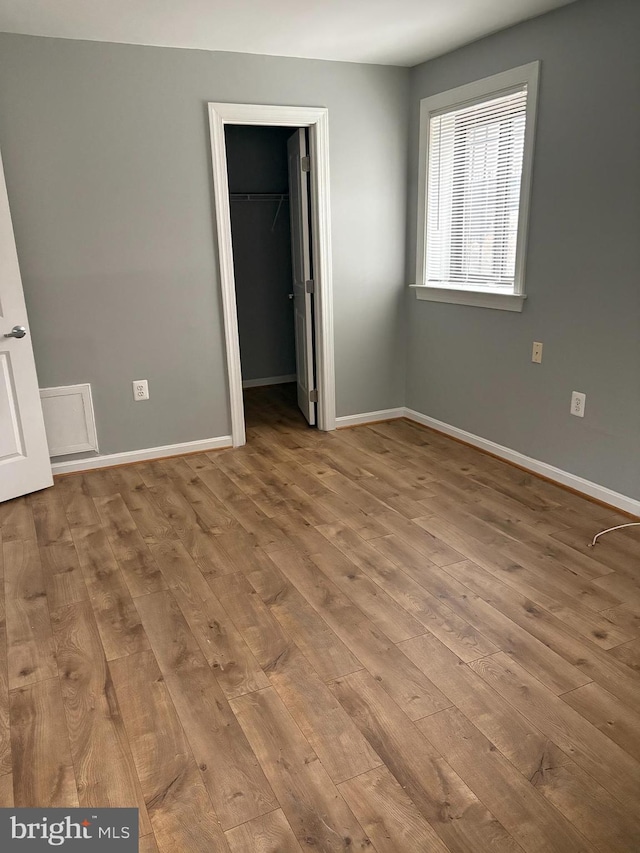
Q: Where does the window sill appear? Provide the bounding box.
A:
[410,285,526,313]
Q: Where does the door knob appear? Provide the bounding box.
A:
[4,325,26,339]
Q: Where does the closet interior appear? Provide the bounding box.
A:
[225,126,298,416]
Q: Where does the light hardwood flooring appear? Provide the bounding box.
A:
[1,382,640,852]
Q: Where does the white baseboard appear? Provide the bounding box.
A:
[336,408,405,428]
[50,403,640,516]
[51,435,232,475]
[242,374,296,389]
[404,408,640,517]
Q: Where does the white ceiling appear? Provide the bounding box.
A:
[0,0,576,67]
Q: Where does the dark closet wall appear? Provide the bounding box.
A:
[226,126,297,384]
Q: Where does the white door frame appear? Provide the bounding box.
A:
[208,103,336,447]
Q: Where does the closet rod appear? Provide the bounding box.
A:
[229,192,289,201]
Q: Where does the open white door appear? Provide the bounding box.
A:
[287,129,316,426]
[0,146,53,502]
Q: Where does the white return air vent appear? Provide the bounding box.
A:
[40,383,98,457]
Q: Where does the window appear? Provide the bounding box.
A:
[413,63,539,311]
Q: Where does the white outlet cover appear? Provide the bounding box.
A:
[571,391,585,417]
[133,379,149,401]
[532,342,543,363]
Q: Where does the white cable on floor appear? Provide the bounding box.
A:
[589,521,640,547]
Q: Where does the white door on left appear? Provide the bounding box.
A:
[0,145,52,502]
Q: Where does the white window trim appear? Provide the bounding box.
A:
[412,62,540,312]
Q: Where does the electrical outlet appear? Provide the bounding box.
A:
[532,342,543,364]
[132,379,149,401]
[571,391,585,418]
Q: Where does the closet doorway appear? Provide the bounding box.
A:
[226,125,316,428]
[208,104,335,448]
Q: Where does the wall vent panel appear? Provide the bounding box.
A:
[40,384,98,457]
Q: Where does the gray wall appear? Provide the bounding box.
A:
[0,35,409,454]
[226,126,296,383]
[405,0,640,499]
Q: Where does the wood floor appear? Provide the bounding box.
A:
[2,382,640,852]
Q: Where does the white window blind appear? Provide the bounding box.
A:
[426,87,528,292]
